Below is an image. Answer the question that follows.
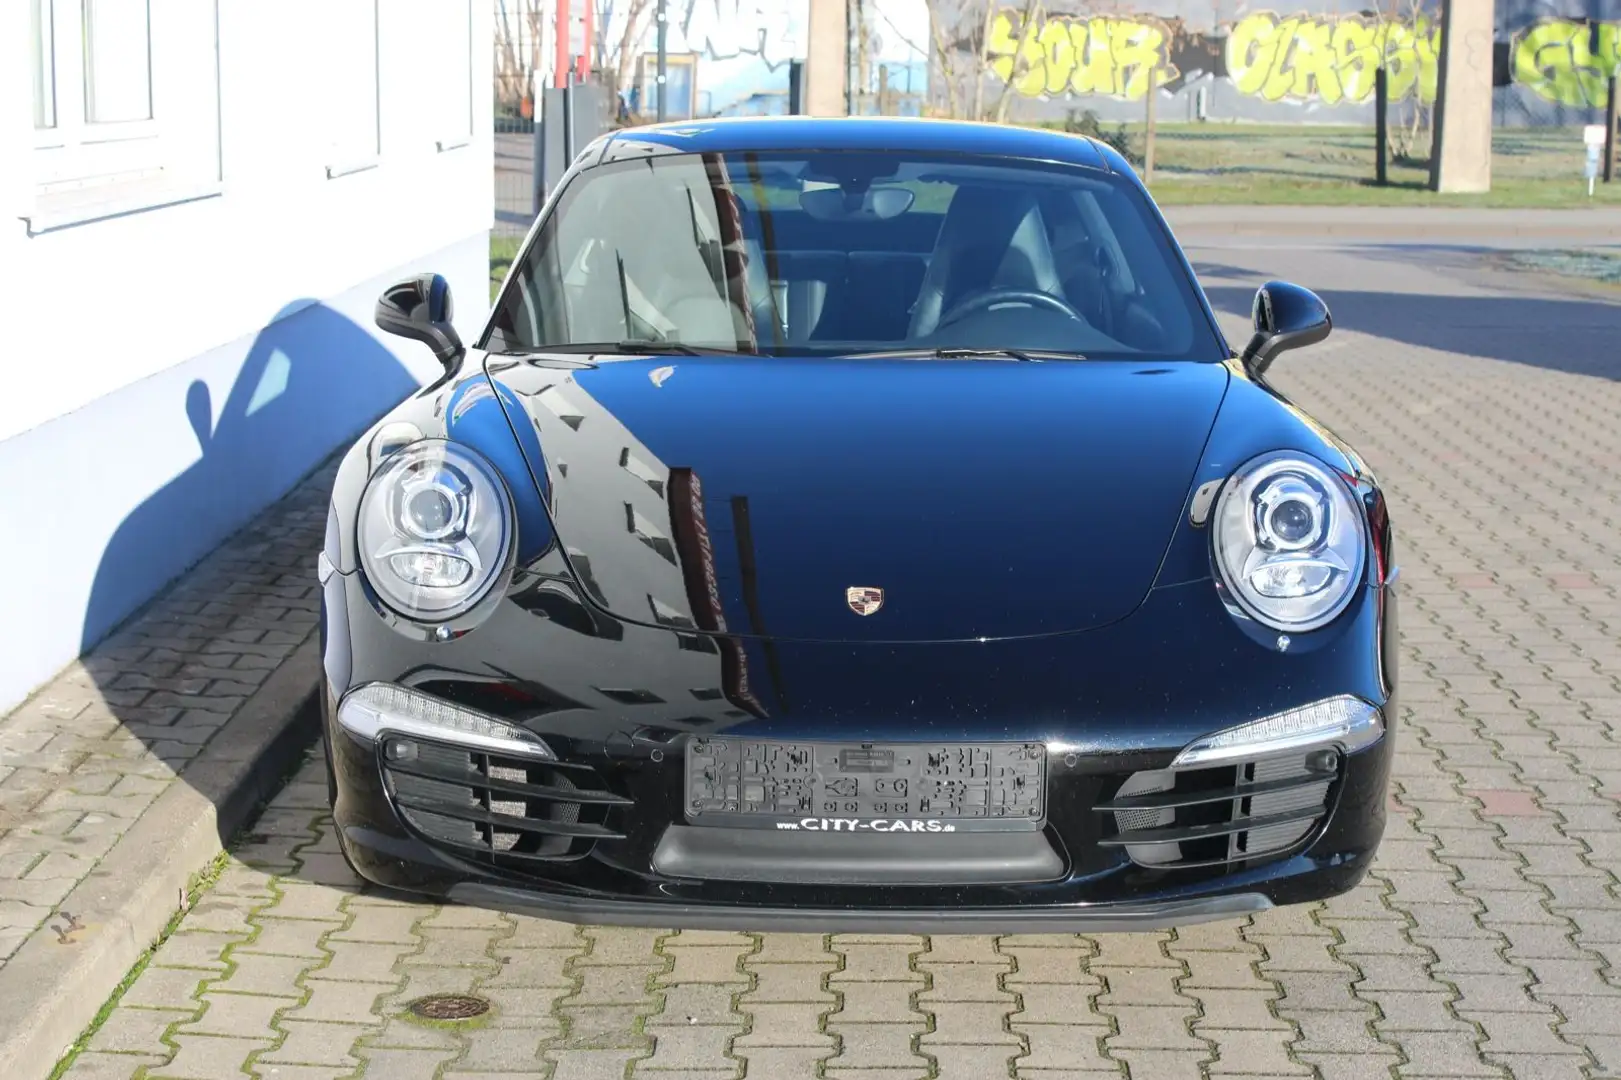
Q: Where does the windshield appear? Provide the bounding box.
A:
[484,150,1225,360]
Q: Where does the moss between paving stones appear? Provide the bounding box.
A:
[45,851,231,1080]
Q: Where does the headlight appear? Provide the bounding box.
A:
[1212,451,1366,632]
[358,440,513,620]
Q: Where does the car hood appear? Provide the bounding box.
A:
[484,354,1229,643]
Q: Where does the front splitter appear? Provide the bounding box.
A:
[448,882,1271,934]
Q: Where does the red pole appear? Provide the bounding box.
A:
[577,0,593,81]
[555,0,570,88]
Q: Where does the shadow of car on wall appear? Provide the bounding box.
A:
[78,298,418,798]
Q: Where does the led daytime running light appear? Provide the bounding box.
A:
[1172,696,1382,769]
[338,684,554,759]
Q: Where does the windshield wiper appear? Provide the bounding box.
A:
[493,341,755,356]
[612,340,707,355]
[935,347,1042,362]
[843,347,1087,362]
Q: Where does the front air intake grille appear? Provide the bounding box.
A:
[381,738,631,864]
[1094,750,1338,869]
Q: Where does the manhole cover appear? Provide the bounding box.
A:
[406,994,490,1021]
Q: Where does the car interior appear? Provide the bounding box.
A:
[722,160,1194,355]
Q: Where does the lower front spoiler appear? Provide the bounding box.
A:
[448,883,1272,934]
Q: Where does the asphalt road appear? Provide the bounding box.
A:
[55,234,1621,1080]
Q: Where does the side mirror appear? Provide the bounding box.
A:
[376,273,463,369]
[1240,281,1331,376]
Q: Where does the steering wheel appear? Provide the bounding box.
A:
[935,288,1086,331]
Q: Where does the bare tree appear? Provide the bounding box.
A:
[926,3,966,117]
[1381,0,1433,165]
[989,0,1043,123]
[495,0,653,123]
[597,0,655,107]
[927,0,1042,122]
[494,0,549,117]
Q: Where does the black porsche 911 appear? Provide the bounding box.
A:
[318,116,1396,932]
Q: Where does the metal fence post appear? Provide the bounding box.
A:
[1375,66,1388,186]
[541,72,554,217]
[564,72,576,164]
[656,0,668,121]
[1143,70,1157,184]
[1606,74,1618,184]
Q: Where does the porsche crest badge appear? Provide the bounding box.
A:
[846,586,884,616]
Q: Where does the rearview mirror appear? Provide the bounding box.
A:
[1240,281,1330,375]
[376,273,463,369]
[799,185,915,222]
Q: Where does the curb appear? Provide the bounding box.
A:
[0,633,322,1080]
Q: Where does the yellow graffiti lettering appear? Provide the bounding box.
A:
[1014,16,1048,97]
[1332,18,1380,104]
[1111,18,1168,101]
[986,11,1019,86]
[986,10,1176,102]
[1413,17,1441,105]
[1513,19,1621,108]
[1071,18,1118,98]
[1227,11,1438,106]
[988,9,1621,111]
[1228,12,1283,97]
[1038,19,1075,96]
[1379,22,1417,103]
[1261,18,1304,101]
[1289,18,1344,105]
[988,11,1052,96]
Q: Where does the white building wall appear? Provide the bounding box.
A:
[0,0,496,711]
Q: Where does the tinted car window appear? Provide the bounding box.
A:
[485,150,1224,361]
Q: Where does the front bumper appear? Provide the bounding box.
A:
[321,556,1397,930]
[323,692,1392,933]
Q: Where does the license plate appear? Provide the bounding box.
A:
[684,739,1047,832]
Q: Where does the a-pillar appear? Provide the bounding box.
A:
[1429,0,1495,193]
[804,0,848,117]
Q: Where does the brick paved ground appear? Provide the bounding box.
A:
[33,236,1621,1079]
[0,463,331,972]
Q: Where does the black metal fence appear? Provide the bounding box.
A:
[492,83,611,238]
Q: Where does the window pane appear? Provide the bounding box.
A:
[31,0,55,128]
[83,0,153,124]
[326,0,379,158]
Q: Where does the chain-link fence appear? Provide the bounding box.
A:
[493,1,541,238]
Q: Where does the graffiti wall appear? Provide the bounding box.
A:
[947,0,1621,126]
[599,0,1617,124]
[616,0,929,118]
[670,0,807,114]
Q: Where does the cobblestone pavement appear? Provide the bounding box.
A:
[40,238,1621,1079]
[0,462,331,971]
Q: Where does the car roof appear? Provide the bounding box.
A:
[597,116,1115,172]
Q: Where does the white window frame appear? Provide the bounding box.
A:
[24,0,223,235]
[32,0,164,192]
[324,0,383,179]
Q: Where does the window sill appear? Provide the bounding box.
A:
[21,178,224,236]
[436,136,472,153]
[325,156,380,180]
